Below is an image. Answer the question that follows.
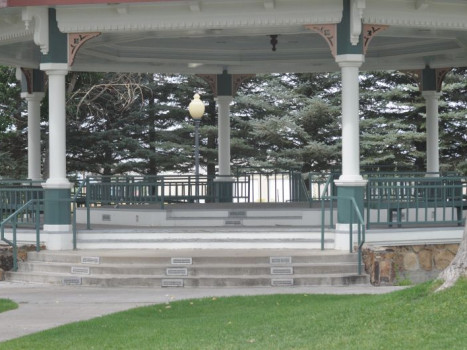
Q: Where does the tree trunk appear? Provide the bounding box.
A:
[436,220,467,291]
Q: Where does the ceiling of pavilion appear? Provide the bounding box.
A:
[0,0,467,74]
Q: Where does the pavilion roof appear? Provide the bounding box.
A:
[1,0,466,74]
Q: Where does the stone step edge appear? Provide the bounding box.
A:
[7,271,367,280]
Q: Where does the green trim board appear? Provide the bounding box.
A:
[337,185,364,224]
[44,188,71,225]
[337,0,363,56]
[41,9,67,64]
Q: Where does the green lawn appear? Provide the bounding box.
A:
[1,279,466,350]
[0,299,17,314]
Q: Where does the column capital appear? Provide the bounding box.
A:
[215,95,234,103]
[21,92,46,101]
[40,63,69,75]
[421,90,442,99]
[335,54,364,67]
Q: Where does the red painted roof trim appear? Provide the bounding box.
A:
[2,0,180,7]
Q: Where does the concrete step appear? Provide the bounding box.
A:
[73,228,334,250]
[17,261,359,276]
[6,271,369,288]
[26,250,357,264]
[6,249,369,288]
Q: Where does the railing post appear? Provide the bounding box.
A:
[86,177,91,230]
[35,200,40,252]
[12,218,17,271]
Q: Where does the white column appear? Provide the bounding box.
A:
[40,63,71,189]
[335,54,365,185]
[22,92,45,181]
[422,91,441,175]
[216,96,233,179]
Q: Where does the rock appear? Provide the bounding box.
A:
[412,245,426,253]
[434,249,455,270]
[379,259,394,283]
[418,249,433,271]
[403,252,419,271]
[445,244,460,255]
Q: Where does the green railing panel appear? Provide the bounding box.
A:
[366,175,466,228]
[0,199,43,271]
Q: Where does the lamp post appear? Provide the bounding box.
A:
[188,93,205,202]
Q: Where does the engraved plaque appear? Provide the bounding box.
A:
[270,267,294,275]
[71,266,90,275]
[171,258,192,265]
[102,214,111,221]
[225,220,242,225]
[166,268,188,276]
[270,256,292,264]
[161,279,184,287]
[81,256,100,264]
[271,278,294,287]
[229,211,246,218]
[63,277,82,285]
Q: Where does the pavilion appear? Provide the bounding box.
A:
[0,0,466,251]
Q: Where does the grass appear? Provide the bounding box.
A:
[1,279,467,350]
[0,299,17,314]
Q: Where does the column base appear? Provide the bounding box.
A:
[334,223,362,251]
[335,181,367,224]
[213,176,235,203]
[43,225,73,250]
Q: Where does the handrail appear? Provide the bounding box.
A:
[0,199,42,271]
[320,195,365,275]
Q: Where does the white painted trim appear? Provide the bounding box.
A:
[39,63,69,73]
[335,54,365,66]
[334,178,368,187]
[56,1,342,33]
[43,229,73,250]
[22,7,49,54]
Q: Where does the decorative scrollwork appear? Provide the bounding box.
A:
[363,24,389,54]
[435,68,452,92]
[196,74,217,95]
[305,24,337,58]
[20,68,33,94]
[68,32,101,66]
[232,74,255,95]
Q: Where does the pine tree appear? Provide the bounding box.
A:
[0,66,27,178]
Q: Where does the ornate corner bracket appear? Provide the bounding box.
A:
[435,68,452,92]
[196,74,217,96]
[20,67,33,94]
[197,74,255,97]
[22,7,49,55]
[400,69,423,90]
[68,32,101,66]
[400,67,452,92]
[363,24,389,54]
[232,74,256,95]
[306,24,337,58]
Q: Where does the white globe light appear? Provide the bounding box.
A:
[188,93,205,120]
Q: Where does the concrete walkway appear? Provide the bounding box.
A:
[0,281,405,343]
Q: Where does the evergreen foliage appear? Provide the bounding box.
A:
[0,66,465,178]
[0,66,27,178]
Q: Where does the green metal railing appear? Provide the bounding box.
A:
[0,199,42,271]
[366,175,466,228]
[0,185,44,225]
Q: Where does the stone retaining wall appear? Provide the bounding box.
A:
[363,244,459,285]
[0,245,38,280]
